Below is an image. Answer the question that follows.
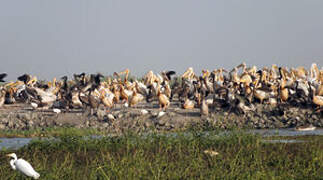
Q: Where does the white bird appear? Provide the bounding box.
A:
[53,108,61,114]
[6,153,40,179]
[30,102,38,109]
[157,111,166,118]
[140,109,149,115]
[107,113,116,121]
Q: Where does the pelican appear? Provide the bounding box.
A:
[5,87,16,104]
[115,68,130,84]
[120,84,132,103]
[229,67,240,84]
[279,78,289,102]
[100,87,115,109]
[182,67,195,80]
[294,66,308,80]
[183,98,195,109]
[0,88,5,107]
[6,153,40,179]
[157,85,170,110]
[269,64,279,82]
[144,70,156,86]
[253,85,270,104]
[200,96,209,116]
[71,89,83,108]
[310,63,319,82]
[318,84,323,96]
[112,84,121,104]
[163,81,172,98]
[161,70,176,82]
[311,87,323,111]
[129,90,144,108]
[135,80,149,96]
[296,79,310,97]
[26,86,58,108]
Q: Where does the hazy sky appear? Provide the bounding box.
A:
[1,0,322,81]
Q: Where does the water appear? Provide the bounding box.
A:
[262,139,307,144]
[0,128,322,150]
[0,138,32,150]
[249,128,323,137]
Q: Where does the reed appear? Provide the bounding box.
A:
[0,131,322,179]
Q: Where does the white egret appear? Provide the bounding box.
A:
[6,153,40,179]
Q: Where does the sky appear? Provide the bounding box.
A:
[1,0,322,81]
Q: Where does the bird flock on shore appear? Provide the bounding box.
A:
[2,63,322,179]
[0,63,322,116]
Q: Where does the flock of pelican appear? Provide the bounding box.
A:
[0,63,322,116]
[1,63,323,179]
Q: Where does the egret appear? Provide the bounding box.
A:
[6,153,40,179]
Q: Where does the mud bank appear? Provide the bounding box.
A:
[0,103,322,133]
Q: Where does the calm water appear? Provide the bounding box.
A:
[249,128,323,137]
[0,128,322,150]
[0,138,32,150]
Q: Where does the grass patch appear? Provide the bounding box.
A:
[0,131,322,179]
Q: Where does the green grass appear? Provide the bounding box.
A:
[0,131,322,179]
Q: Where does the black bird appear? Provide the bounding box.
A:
[61,76,68,91]
[17,74,31,84]
[95,73,104,84]
[58,76,71,109]
[74,72,86,86]
[165,71,176,81]
[74,72,86,78]
[0,73,7,82]
[90,73,104,89]
[79,89,100,116]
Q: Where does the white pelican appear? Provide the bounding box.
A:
[157,85,170,110]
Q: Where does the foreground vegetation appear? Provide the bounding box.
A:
[0,131,322,180]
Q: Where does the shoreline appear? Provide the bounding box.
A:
[0,102,322,135]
